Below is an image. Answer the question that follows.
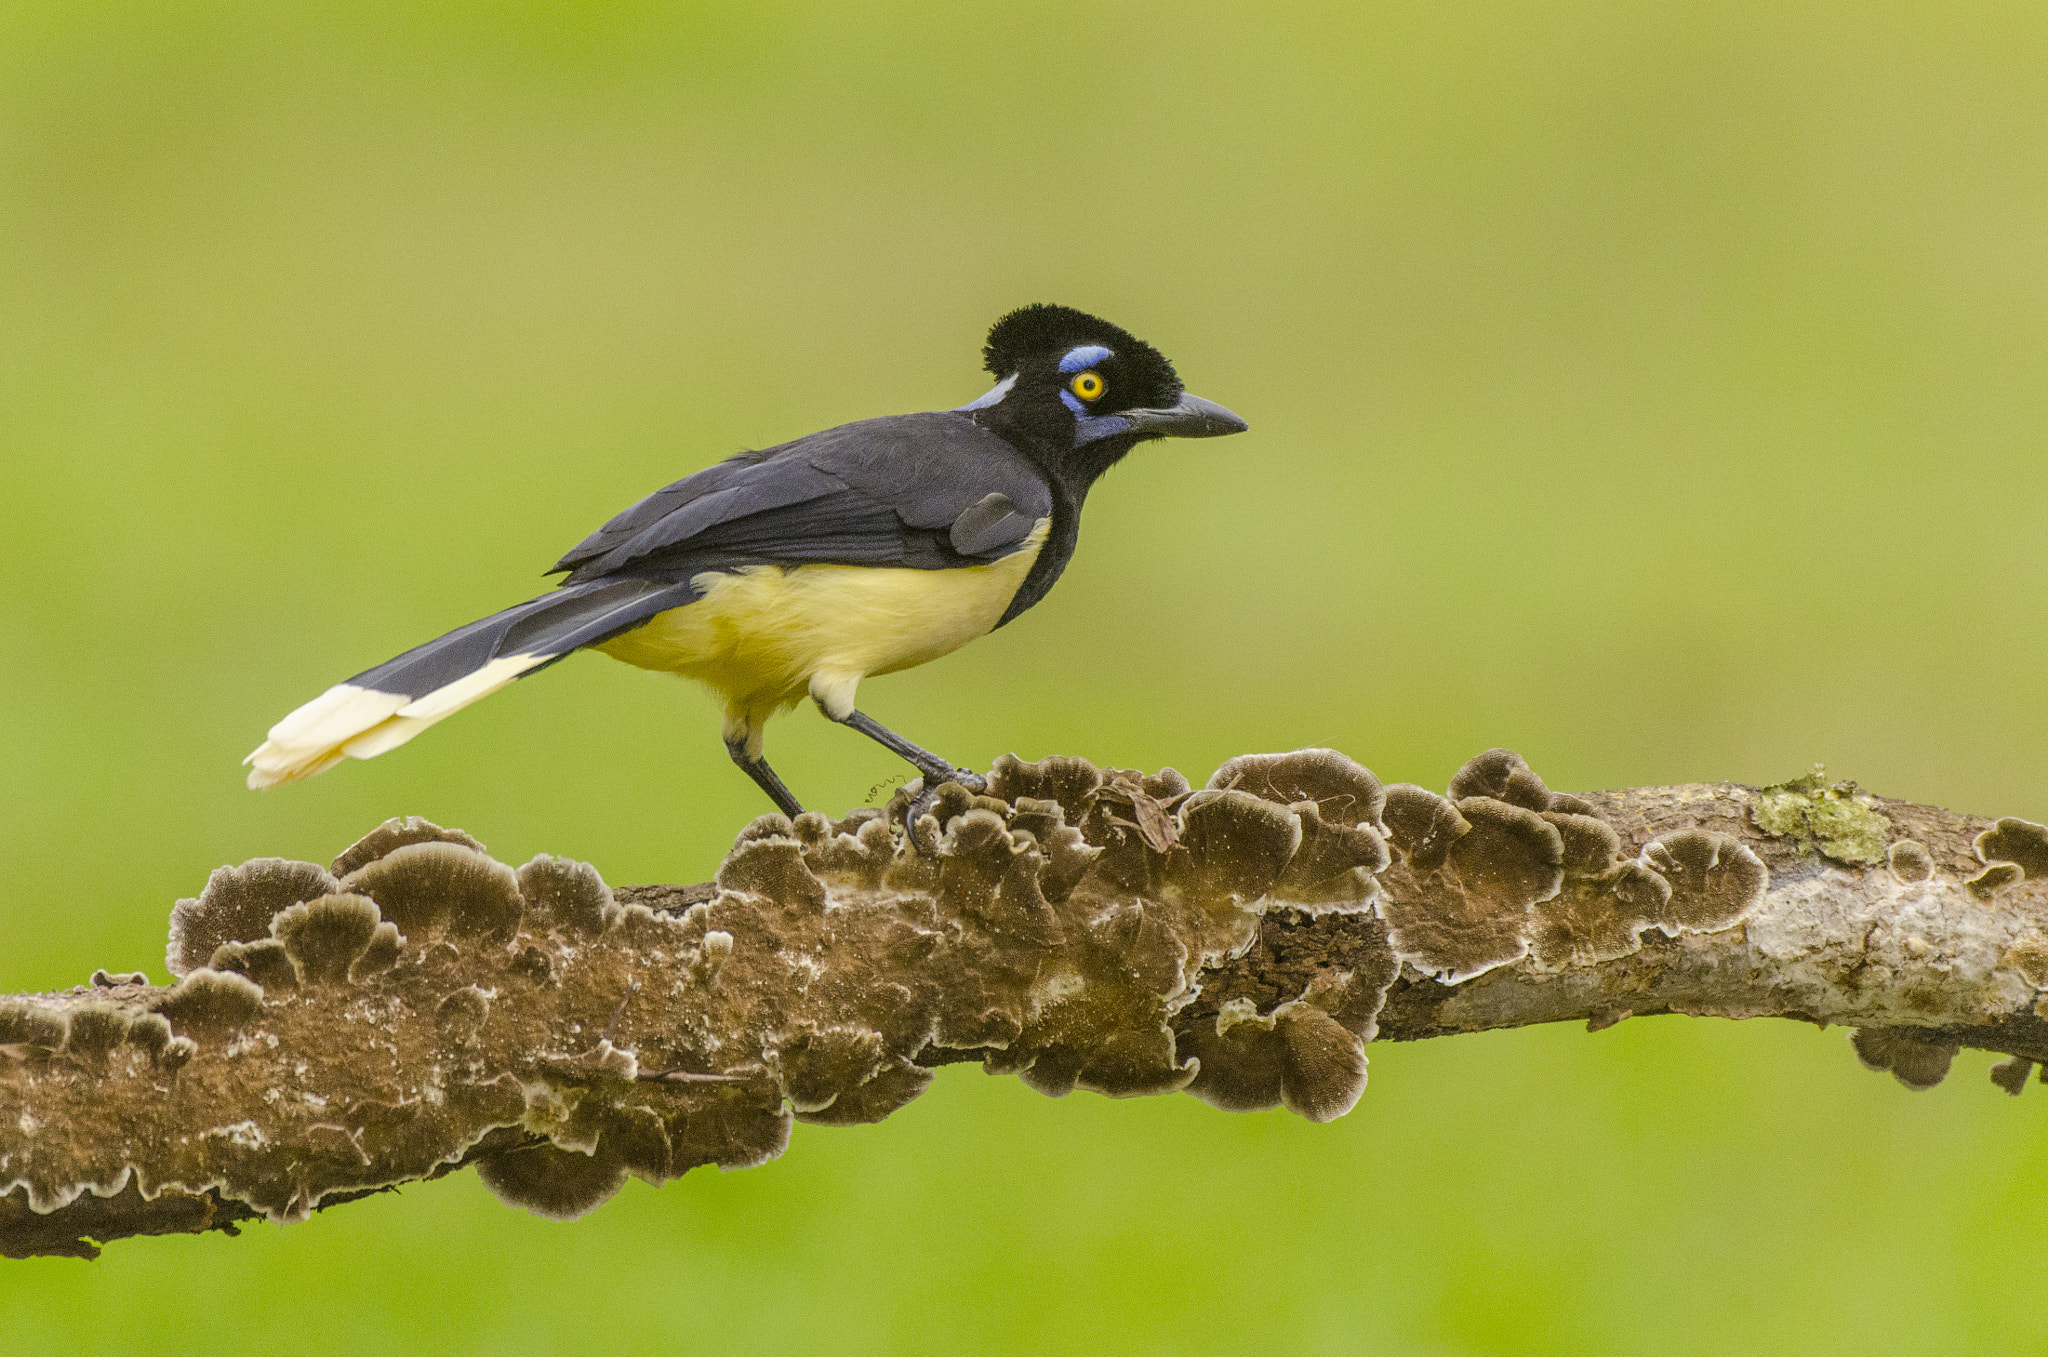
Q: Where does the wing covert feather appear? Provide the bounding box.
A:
[555,413,1051,581]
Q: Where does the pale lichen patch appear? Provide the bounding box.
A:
[1750,767,1892,865]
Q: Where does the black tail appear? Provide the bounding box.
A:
[345,577,690,696]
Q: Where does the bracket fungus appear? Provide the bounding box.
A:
[1989,1056,2043,1096]
[1525,814,1671,971]
[1975,818,2048,883]
[1851,1027,1960,1091]
[1638,829,1769,934]
[1887,839,1936,884]
[8,753,2048,1258]
[330,815,490,877]
[1375,752,1581,982]
[1966,862,2024,901]
[166,858,342,978]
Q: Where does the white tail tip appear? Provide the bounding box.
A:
[244,655,547,789]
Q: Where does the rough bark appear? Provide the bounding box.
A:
[6,748,2047,1260]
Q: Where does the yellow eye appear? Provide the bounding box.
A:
[1070,370,1106,401]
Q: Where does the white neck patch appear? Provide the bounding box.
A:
[955,372,1018,412]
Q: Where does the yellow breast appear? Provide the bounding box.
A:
[594,519,1049,723]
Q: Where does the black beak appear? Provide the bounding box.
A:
[1117,393,1249,439]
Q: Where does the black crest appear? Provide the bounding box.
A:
[982,304,1182,407]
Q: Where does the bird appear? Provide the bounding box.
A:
[244,304,1247,819]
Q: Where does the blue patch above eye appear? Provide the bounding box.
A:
[1058,344,1112,373]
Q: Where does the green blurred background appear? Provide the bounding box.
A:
[6,1,2048,1350]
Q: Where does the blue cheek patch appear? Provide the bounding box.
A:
[1072,413,1133,446]
[1058,344,1113,374]
[1059,389,1086,416]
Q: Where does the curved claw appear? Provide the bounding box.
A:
[903,783,942,856]
[899,767,989,852]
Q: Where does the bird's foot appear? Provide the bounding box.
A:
[900,766,989,850]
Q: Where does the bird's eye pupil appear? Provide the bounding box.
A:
[1071,371,1105,401]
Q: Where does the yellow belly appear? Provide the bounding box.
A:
[594,521,1048,736]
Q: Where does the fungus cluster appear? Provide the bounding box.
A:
[1850,1026,1959,1091]
[1375,750,1768,981]
[12,746,2048,1258]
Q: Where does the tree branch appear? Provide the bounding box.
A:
[6,748,2047,1259]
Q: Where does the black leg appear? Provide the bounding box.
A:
[824,706,986,846]
[725,736,805,817]
[827,708,986,793]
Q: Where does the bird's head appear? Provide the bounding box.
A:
[959,304,1247,478]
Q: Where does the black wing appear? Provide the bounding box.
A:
[325,415,1056,705]
[551,413,1053,585]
